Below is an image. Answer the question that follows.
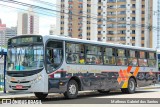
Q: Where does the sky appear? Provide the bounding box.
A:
[0,0,57,35]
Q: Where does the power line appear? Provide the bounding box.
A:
[0,0,158,31]
[0,0,154,28]
[30,0,157,30]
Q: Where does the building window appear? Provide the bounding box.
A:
[132,4,135,8]
[132,11,136,14]
[132,37,135,41]
[119,5,126,8]
[142,11,145,14]
[107,0,116,3]
[120,37,126,41]
[87,27,90,30]
[141,37,144,40]
[98,37,101,41]
[132,30,135,34]
[61,27,64,30]
[108,31,114,35]
[132,17,136,21]
[87,4,91,7]
[98,31,101,35]
[142,5,145,8]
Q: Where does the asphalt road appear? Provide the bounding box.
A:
[41,88,160,104]
[1,88,160,105]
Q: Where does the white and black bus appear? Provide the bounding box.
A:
[6,35,158,99]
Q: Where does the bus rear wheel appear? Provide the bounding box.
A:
[64,80,78,99]
[34,92,48,99]
[121,78,136,94]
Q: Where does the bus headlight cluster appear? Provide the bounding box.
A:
[30,74,42,84]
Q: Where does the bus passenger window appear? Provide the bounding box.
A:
[104,47,116,65]
[66,43,85,64]
[116,49,127,66]
[85,45,103,65]
[128,50,138,66]
[138,51,148,67]
[66,53,73,63]
[148,52,156,67]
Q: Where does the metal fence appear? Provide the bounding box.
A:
[0,74,4,91]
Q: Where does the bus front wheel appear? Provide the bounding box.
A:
[34,92,48,99]
[64,80,78,98]
[121,78,136,94]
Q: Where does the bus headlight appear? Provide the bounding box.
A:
[30,74,42,84]
[37,75,42,80]
[35,74,42,82]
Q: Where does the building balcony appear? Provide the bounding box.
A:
[117,0,126,2]
[68,1,73,4]
[98,27,103,31]
[97,22,103,24]
[98,9,103,12]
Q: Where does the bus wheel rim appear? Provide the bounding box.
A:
[69,84,76,95]
[129,81,135,91]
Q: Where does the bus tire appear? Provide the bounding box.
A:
[121,78,136,94]
[34,92,48,99]
[98,90,110,94]
[64,80,78,99]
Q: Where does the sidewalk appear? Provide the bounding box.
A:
[0,84,160,99]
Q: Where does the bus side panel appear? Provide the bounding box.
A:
[48,78,69,93]
[136,72,159,87]
[47,63,158,93]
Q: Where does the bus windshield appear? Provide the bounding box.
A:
[7,45,44,71]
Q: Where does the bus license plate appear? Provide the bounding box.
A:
[16,85,23,89]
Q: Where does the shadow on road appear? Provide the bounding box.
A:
[42,90,156,102]
[0,90,157,104]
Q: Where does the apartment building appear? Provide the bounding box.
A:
[17,7,39,35]
[57,0,153,48]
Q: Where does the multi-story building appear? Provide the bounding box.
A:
[5,27,17,41]
[49,24,56,35]
[0,18,6,46]
[57,0,153,48]
[17,7,39,35]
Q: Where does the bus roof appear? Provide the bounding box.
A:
[42,35,156,52]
